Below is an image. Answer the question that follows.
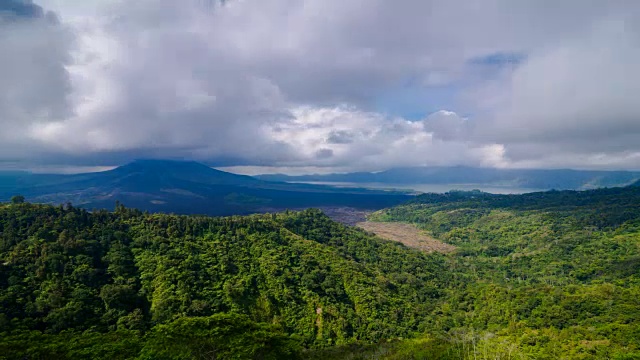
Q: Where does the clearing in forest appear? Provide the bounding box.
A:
[356,221,456,254]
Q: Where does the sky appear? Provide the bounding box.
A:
[1,0,640,174]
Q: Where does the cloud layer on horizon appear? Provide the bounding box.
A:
[2,0,640,172]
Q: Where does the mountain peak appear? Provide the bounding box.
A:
[108,159,259,185]
[123,159,212,170]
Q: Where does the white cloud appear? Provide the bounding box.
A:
[263,106,506,171]
[470,16,640,167]
[2,0,640,171]
[422,110,468,141]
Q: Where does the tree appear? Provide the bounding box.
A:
[10,195,25,204]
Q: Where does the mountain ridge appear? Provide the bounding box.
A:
[257,166,640,190]
[0,160,409,215]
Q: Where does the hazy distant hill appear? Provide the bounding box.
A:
[0,160,408,215]
[257,166,640,190]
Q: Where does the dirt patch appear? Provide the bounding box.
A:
[356,221,456,254]
[320,207,372,226]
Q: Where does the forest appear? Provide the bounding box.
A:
[1,186,640,359]
[364,186,640,359]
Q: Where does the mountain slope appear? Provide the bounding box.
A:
[0,160,409,215]
[258,166,640,190]
[0,204,447,358]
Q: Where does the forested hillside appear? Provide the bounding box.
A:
[1,186,640,359]
[364,187,640,359]
[0,203,447,359]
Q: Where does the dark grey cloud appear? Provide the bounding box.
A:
[0,0,72,163]
[0,0,43,19]
[326,130,355,144]
[315,148,334,159]
[0,0,60,24]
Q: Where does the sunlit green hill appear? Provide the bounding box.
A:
[2,185,640,358]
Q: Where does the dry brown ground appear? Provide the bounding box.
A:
[356,221,456,254]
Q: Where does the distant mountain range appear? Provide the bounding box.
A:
[257,166,640,190]
[0,160,409,215]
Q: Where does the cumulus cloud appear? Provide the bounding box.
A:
[263,106,505,171]
[423,110,468,141]
[1,0,639,171]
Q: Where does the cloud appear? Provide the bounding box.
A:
[315,148,334,159]
[263,106,505,171]
[326,130,356,145]
[423,110,468,141]
[30,1,296,165]
[0,0,44,19]
[470,16,640,167]
[1,0,640,171]
[0,0,72,161]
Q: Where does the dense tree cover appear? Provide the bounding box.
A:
[2,186,640,359]
[0,202,446,359]
[1,314,300,360]
[364,187,640,359]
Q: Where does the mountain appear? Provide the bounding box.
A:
[257,166,640,190]
[0,160,409,215]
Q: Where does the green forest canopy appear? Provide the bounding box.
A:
[1,186,640,359]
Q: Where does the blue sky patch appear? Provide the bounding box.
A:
[469,52,527,66]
